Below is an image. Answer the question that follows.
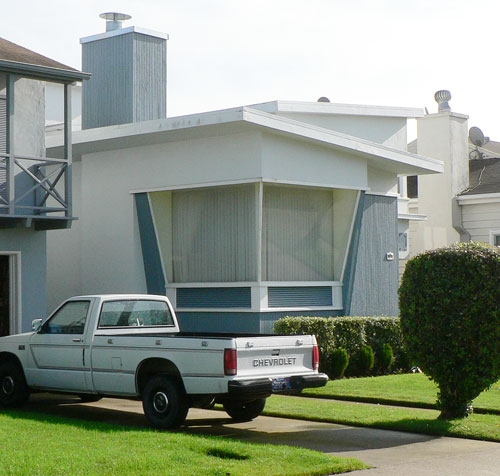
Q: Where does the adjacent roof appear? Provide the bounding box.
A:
[0,37,90,83]
[461,157,500,195]
[252,100,425,119]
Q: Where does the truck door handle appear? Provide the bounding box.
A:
[72,338,82,343]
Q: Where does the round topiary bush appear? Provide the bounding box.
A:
[326,348,349,379]
[399,242,500,419]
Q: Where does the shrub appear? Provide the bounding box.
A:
[399,242,500,419]
[375,343,395,374]
[274,316,409,376]
[326,348,349,379]
[356,345,375,376]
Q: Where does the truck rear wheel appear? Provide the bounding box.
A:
[142,375,189,429]
[0,361,30,407]
[223,398,266,422]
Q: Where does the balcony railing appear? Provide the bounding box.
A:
[0,152,71,217]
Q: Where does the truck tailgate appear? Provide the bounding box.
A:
[234,335,316,379]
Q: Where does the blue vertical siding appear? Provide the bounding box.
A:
[346,194,399,316]
[135,193,166,295]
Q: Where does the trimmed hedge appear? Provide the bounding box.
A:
[399,242,500,419]
[274,316,409,377]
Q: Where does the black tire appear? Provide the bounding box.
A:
[78,394,102,403]
[223,398,266,422]
[142,375,189,429]
[0,361,30,407]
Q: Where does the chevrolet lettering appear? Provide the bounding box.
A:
[253,357,296,367]
[0,294,328,429]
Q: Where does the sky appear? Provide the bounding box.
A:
[3,0,500,139]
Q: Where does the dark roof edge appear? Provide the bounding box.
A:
[0,59,91,83]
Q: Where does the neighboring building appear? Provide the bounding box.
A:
[400,91,500,270]
[46,16,442,332]
[0,37,88,336]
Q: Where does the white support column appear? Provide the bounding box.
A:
[64,83,72,217]
[6,74,15,214]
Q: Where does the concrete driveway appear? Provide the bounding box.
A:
[22,394,500,475]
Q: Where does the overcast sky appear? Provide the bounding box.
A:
[3,0,499,139]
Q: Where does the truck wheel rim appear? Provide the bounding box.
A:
[1,376,14,396]
[153,391,169,414]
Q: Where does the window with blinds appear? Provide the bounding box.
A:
[262,185,334,281]
[171,184,257,282]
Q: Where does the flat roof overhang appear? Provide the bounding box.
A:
[47,106,443,176]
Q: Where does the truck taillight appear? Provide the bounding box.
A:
[313,345,320,371]
[224,348,237,376]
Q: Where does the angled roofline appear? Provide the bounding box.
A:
[0,59,91,83]
[250,100,425,118]
[242,107,442,173]
[47,104,443,175]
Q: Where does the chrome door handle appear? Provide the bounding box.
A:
[72,338,82,343]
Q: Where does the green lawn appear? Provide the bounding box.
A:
[0,410,367,476]
[302,374,500,414]
[264,395,500,442]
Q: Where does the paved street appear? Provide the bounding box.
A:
[23,394,500,475]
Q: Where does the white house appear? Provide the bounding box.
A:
[400,90,500,269]
[45,16,442,332]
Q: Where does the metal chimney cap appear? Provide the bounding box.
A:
[99,12,132,32]
[434,90,452,112]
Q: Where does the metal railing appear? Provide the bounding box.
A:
[0,153,70,216]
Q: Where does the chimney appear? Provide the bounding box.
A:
[80,13,168,129]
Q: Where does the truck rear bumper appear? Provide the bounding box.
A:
[227,373,328,399]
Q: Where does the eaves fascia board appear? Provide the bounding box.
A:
[398,213,427,221]
[249,100,424,118]
[242,107,443,174]
[457,192,500,205]
[46,107,248,154]
[0,59,90,83]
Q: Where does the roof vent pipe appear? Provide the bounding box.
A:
[434,90,452,112]
[99,12,132,32]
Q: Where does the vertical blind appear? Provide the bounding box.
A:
[262,185,334,281]
[172,185,257,282]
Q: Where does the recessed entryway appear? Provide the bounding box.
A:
[0,255,9,336]
[0,253,20,337]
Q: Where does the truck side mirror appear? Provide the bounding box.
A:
[32,319,43,332]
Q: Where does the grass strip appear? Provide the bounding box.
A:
[264,395,500,442]
[0,410,367,476]
[302,374,500,414]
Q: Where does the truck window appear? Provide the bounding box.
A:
[41,301,91,334]
[98,300,174,328]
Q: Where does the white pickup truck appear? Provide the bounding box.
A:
[0,294,327,428]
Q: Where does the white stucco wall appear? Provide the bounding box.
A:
[260,132,368,189]
[411,112,468,253]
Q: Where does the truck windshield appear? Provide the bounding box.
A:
[98,300,174,328]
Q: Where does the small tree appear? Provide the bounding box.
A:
[399,242,500,419]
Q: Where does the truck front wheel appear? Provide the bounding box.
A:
[142,375,189,429]
[223,398,266,422]
[0,361,30,407]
